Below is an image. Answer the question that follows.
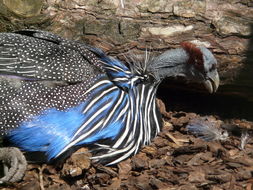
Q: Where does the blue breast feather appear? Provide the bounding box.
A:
[8,54,131,160]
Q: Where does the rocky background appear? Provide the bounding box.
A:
[0,0,253,189]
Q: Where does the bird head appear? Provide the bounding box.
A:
[148,42,220,93]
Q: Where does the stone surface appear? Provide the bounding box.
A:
[141,25,194,37]
[173,0,206,18]
[137,0,174,13]
[213,15,251,37]
[3,0,43,17]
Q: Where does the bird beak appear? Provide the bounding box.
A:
[203,71,220,93]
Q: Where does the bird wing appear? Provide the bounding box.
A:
[0,29,102,83]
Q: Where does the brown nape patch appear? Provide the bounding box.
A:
[180,42,204,70]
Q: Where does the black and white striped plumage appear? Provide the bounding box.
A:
[0,30,219,165]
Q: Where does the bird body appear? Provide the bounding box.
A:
[0,30,219,165]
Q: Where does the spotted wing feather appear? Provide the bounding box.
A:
[0,30,104,135]
[0,30,102,83]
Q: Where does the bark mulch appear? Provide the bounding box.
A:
[1,99,253,190]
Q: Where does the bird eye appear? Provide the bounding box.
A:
[210,64,216,71]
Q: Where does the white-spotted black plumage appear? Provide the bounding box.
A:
[0,30,219,165]
[0,30,103,82]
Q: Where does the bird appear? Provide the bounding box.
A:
[0,29,220,166]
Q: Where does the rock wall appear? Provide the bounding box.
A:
[0,0,252,101]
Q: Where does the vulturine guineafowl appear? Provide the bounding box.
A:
[0,30,219,181]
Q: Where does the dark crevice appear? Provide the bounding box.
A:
[158,81,253,121]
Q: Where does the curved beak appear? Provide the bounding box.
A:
[203,71,220,93]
